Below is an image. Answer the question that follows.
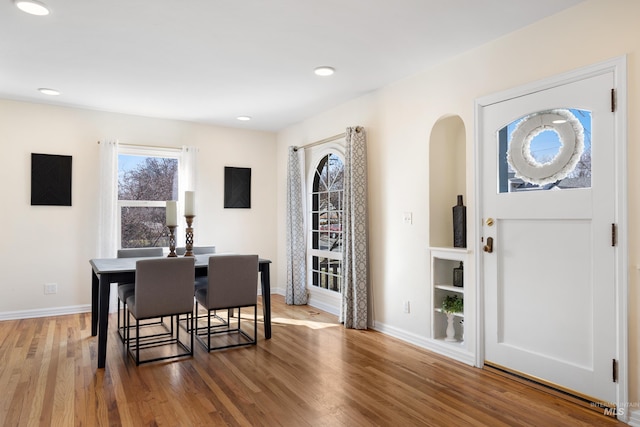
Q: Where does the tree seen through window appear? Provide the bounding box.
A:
[310,153,344,292]
[118,155,178,248]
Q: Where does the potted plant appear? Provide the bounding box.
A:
[441,295,463,342]
[442,294,463,314]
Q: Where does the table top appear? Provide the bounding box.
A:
[90,254,270,274]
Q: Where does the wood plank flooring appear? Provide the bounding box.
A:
[0,295,623,426]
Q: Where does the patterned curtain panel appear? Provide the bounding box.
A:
[286,146,308,305]
[341,127,369,329]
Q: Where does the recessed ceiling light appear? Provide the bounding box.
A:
[236,116,251,121]
[314,66,335,77]
[14,0,50,16]
[38,88,60,96]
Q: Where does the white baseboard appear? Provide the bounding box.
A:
[627,408,640,426]
[307,296,340,316]
[371,320,430,348]
[0,304,91,321]
[272,286,286,296]
[371,320,475,366]
[274,287,343,317]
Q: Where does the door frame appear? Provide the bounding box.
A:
[473,56,628,417]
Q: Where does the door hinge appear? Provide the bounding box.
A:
[611,88,616,112]
[612,359,618,383]
[611,223,617,247]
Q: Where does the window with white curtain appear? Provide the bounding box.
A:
[117,146,182,248]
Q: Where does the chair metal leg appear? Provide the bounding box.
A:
[190,311,194,355]
[194,303,258,351]
[207,307,212,351]
[117,298,122,339]
[253,305,257,344]
[126,310,130,353]
[135,320,140,366]
[118,298,126,342]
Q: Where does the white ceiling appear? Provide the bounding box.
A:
[0,0,584,131]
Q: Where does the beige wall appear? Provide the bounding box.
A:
[0,99,277,313]
[276,0,640,405]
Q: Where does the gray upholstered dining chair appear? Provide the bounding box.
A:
[172,246,217,329]
[116,247,163,342]
[194,254,259,351]
[190,246,216,290]
[174,245,216,289]
[175,245,216,256]
[126,257,195,365]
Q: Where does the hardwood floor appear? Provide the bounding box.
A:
[0,295,623,426]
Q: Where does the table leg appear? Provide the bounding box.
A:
[260,263,272,339]
[97,274,111,368]
[91,270,99,336]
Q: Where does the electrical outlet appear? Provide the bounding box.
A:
[403,300,410,313]
[403,212,413,225]
[44,283,57,295]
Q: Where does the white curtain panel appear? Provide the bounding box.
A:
[179,146,198,246]
[341,127,369,329]
[98,140,119,313]
[98,140,118,258]
[180,146,198,196]
[286,146,308,305]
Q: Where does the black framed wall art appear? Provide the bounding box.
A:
[31,153,72,206]
[224,166,251,208]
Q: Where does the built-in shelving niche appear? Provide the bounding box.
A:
[427,115,475,366]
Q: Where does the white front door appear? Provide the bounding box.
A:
[480,69,618,404]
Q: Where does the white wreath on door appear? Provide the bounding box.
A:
[507,109,584,186]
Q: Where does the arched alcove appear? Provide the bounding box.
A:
[429,115,467,248]
[427,114,474,365]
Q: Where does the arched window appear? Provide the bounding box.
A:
[309,152,344,293]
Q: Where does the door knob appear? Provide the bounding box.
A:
[483,237,494,253]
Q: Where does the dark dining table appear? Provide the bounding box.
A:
[89,254,272,369]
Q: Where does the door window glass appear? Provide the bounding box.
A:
[498,108,591,193]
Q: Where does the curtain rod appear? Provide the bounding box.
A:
[97,141,182,151]
[293,127,362,152]
[293,132,344,152]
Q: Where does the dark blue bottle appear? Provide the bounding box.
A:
[453,195,466,248]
